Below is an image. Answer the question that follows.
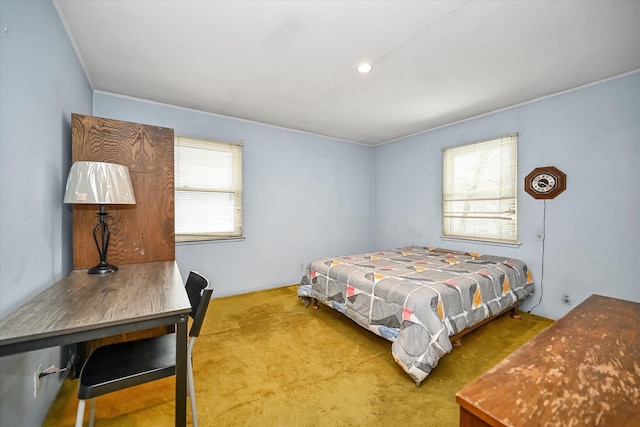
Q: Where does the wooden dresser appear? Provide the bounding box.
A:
[456,294,640,427]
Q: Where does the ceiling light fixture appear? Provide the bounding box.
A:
[356,63,373,74]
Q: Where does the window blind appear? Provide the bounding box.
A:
[175,135,243,242]
[442,134,518,243]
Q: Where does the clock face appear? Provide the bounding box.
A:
[525,167,566,200]
[531,173,557,193]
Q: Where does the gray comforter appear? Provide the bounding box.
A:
[297,246,534,385]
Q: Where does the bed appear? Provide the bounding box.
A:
[297,246,534,386]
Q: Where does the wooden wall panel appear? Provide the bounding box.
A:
[71,114,175,268]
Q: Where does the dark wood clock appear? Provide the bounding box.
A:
[525,166,566,199]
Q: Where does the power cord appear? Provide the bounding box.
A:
[38,365,68,379]
[527,200,546,313]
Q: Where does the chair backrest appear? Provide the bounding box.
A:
[184,271,213,338]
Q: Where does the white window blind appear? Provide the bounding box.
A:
[442,134,518,243]
[175,135,243,242]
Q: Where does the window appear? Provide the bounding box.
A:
[442,134,518,243]
[174,135,243,242]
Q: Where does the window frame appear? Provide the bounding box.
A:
[174,135,243,243]
[442,133,518,244]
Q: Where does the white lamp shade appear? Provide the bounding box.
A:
[64,161,136,205]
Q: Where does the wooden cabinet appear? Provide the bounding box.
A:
[71,113,175,268]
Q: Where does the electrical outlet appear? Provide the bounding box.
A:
[33,364,42,398]
[561,293,571,305]
[535,230,545,242]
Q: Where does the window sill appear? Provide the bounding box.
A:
[176,236,246,246]
[440,236,521,248]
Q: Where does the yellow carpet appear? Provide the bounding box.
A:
[44,285,552,426]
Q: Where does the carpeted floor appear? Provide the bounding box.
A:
[44,285,552,426]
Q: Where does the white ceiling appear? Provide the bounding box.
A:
[54,0,640,146]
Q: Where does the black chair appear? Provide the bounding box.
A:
[75,271,213,427]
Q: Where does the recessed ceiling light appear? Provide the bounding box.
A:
[357,63,373,74]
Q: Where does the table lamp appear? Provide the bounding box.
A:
[64,161,136,274]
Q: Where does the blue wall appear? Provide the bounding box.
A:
[93,92,374,297]
[0,1,92,426]
[1,1,639,425]
[374,71,640,319]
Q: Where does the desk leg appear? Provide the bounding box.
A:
[176,316,188,427]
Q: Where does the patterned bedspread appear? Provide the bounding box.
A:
[297,246,534,385]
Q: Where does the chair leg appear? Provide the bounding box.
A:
[75,399,85,427]
[89,398,97,427]
[187,355,198,427]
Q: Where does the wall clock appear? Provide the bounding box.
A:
[525,166,566,199]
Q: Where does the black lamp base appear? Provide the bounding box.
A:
[88,262,119,275]
[87,205,119,275]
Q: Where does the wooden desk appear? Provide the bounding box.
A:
[0,261,192,427]
[456,295,640,427]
